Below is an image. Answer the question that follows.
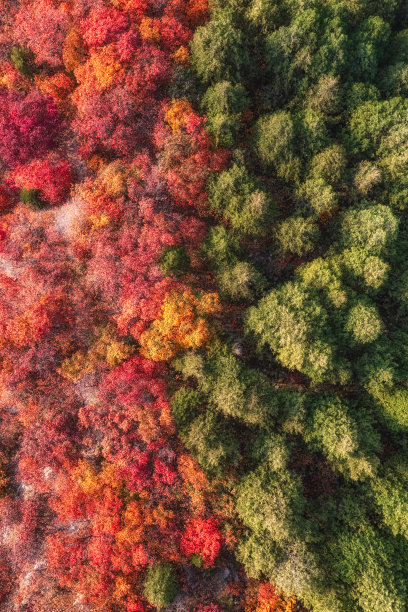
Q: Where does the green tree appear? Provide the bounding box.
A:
[207,164,278,235]
[20,188,44,210]
[304,394,381,480]
[252,111,300,182]
[331,525,408,612]
[201,81,249,147]
[159,245,190,277]
[10,45,36,78]
[340,204,398,255]
[183,409,240,477]
[345,301,383,344]
[371,462,408,538]
[171,388,203,435]
[191,10,250,85]
[275,216,320,255]
[143,563,178,609]
[246,280,349,384]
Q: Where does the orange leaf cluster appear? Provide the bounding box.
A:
[165,99,194,133]
[139,288,220,361]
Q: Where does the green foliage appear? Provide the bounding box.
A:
[202,81,248,117]
[10,45,36,78]
[347,98,408,158]
[295,109,329,159]
[304,394,381,480]
[369,383,408,431]
[339,204,398,255]
[341,248,389,290]
[201,81,249,147]
[143,563,178,609]
[201,225,240,267]
[348,16,391,82]
[353,161,382,195]
[183,409,240,477]
[306,75,342,118]
[252,111,300,182]
[245,280,348,384]
[308,144,347,187]
[217,260,266,301]
[236,464,305,544]
[170,388,203,435]
[249,433,290,471]
[190,1,408,609]
[159,245,190,277]
[371,462,408,538]
[296,177,338,217]
[206,347,278,425]
[275,216,320,255]
[20,188,44,210]
[331,525,408,612]
[245,0,287,32]
[207,164,278,235]
[202,225,266,300]
[345,301,383,344]
[190,10,249,85]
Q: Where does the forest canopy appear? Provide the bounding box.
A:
[0,0,407,610]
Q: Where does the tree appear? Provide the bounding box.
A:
[340,204,398,255]
[345,302,383,344]
[80,6,129,48]
[10,46,36,78]
[207,164,278,236]
[13,0,70,67]
[139,289,221,361]
[191,9,249,84]
[171,387,203,435]
[331,524,408,612]
[159,245,190,277]
[371,462,408,538]
[246,280,348,384]
[9,155,73,206]
[252,112,300,183]
[0,89,61,168]
[143,563,178,609]
[275,217,320,256]
[180,517,223,568]
[304,393,381,480]
[236,464,305,546]
[182,409,240,477]
[201,81,249,147]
